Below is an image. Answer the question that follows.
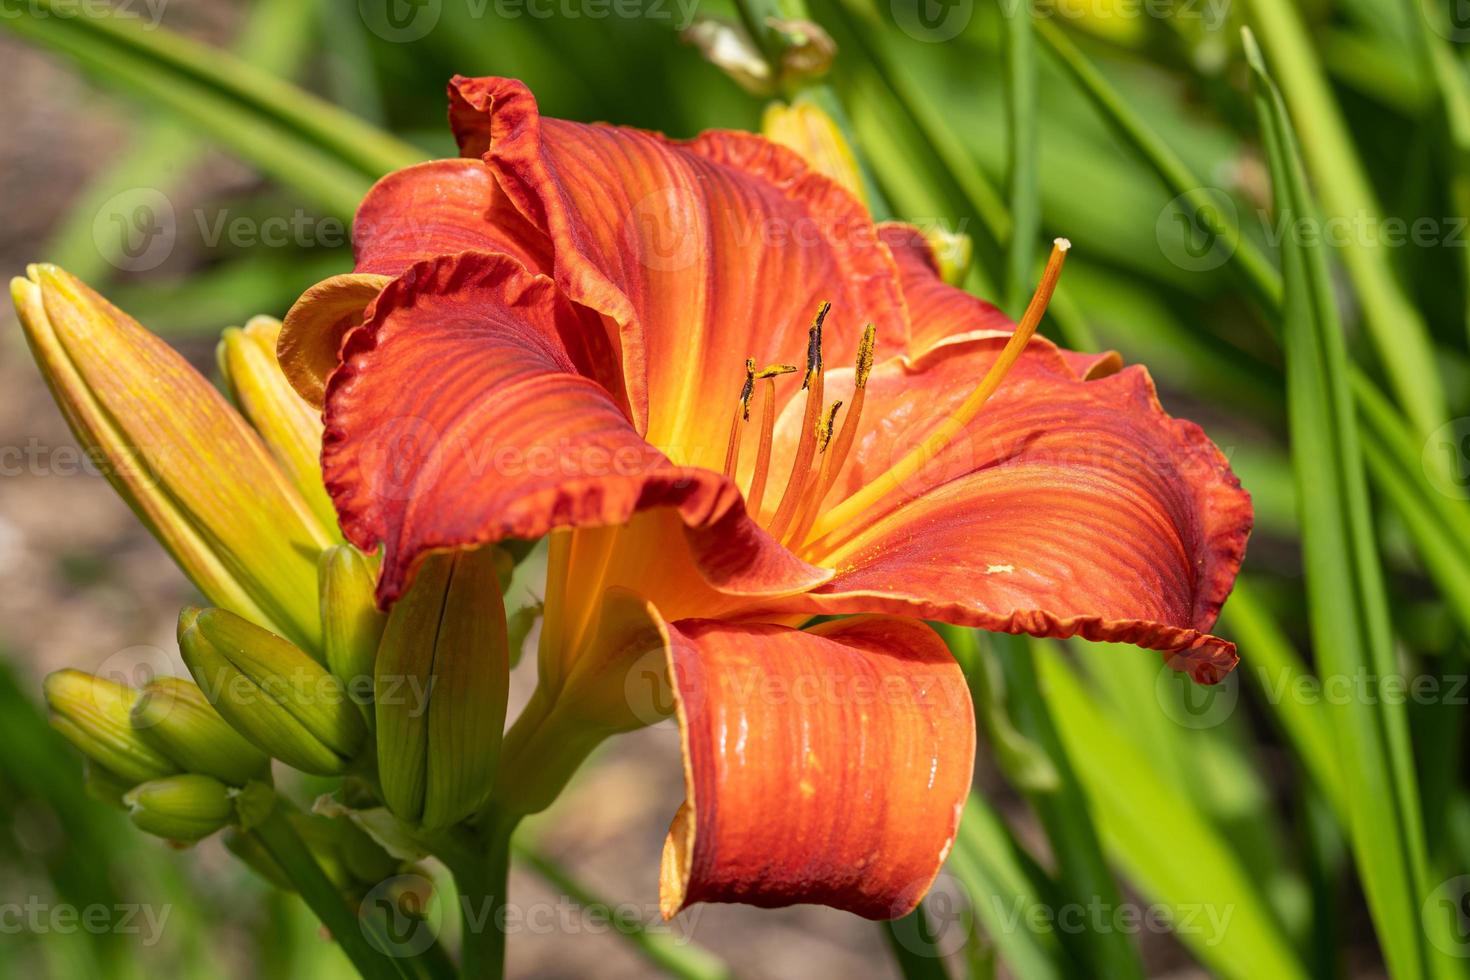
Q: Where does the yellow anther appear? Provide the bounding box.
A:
[818,400,843,452]
[854,323,876,389]
[739,357,757,422]
[802,302,830,390]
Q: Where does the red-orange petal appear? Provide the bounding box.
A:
[660,616,974,919]
[322,250,826,605]
[352,158,554,278]
[772,335,1251,684]
[446,75,909,463]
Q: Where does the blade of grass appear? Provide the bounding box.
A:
[1000,0,1040,317]
[1217,580,1347,821]
[1240,0,1447,438]
[1401,0,1470,346]
[989,634,1145,980]
[43,0,324,279]
[1032,14,1470,625]
[1244,29,1458,977]
[1034,645,1309,980]
[27,0,423,177]
[946,794,1074,979]
[823,3,1097,349]
[511,840,733,980]
[1032,18,1282,314]
[5,14,373,217]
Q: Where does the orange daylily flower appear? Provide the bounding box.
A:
[281,77,1252,920]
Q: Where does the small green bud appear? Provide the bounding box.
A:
[124,774,234,842]
[130,677,271,785]
[43,670,179,785]
[179,606,367,775]
[319,545,386,701]
[376,547,509,829]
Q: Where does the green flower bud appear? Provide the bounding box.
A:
[319,545,386,702]
[124,774,234,842]
[11,266,331,652]
[376,548,509,830]
[179,606,366,775]
[130,677,271,786]
[43,670,179,785]
[216,317,339,533]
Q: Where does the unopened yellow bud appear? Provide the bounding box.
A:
[319,545,386,705]
[376,548,509,829]
[11,266,332,652]
[124,773,234,842]
[43,670,178,785]
[179,606,366,775]
[217,316,339,533]
[130,676,271,786]
[762,99,867,206]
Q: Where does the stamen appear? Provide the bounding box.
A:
[785,399,844,546]
[818,399,843,451]
[743,363,798,518]
[766,303,830,539]
[804,239,1071,544]
[814,322,876,503]
[723,358,756,479]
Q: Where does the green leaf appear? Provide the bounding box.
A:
[947,793,1073,979]
[43,0,325,281]
[818,0,1099,350]
[1243,28,1458,977]
[1240,0,1447,438]
[990,635,1145,980]
[1217,580,1346,822]
[1000,0,1040,317]
[4,2,427,217]
[1035,646,1309,980]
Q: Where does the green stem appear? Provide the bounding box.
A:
[456,815,518,980]
[248,799,405,980]
[1001,0,1040,317]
